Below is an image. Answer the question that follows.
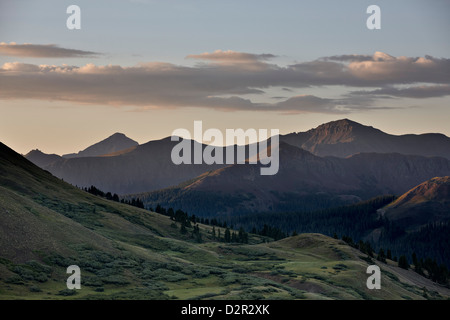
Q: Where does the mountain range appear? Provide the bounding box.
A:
[1,140,449,299]
[25,119,450,200]
[138,142,450,215]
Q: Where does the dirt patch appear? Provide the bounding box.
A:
[286,279,326,294]
[253,272,326,294]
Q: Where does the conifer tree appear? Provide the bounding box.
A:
[398,255,409,269]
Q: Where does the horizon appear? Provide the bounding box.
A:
[15,117,450,156]
[1,1,449,155]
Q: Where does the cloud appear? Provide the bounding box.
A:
[350,85,450,99]
[289,52,450,87]
[186,50,277,71]
[322,54,373,62]
[0,43,100,58]
[0,50,448,113]
[187,50,276,63]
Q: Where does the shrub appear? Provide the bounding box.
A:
[101,275,130,286]
[5,275,25,285]
[57,289,78,296]
[332,264,349,271]
[29,285,42,292]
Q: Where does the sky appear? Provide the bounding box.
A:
[0,0,449,155]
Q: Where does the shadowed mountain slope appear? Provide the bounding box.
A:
[136,142,450,215]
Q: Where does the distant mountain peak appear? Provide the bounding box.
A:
[62,133,139,158]
[109,132,128,138]
[25,149,44,156]
[101,132,132,141]
[280,118,450,159]
[312,118,377,133]
[320,118,358,126]
[24,149,62,168]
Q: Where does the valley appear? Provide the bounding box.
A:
[1,119,449,300]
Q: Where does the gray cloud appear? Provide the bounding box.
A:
[0,50,448,114]
[350,85,450,99]
[0,43,100,58]
[322,54,373,62]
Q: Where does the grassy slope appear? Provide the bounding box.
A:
[0,142,448,300]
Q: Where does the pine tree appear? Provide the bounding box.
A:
[180,223,187,234]
[386,249,392,260]
[377,248,386,263]
[224,228,231,243]
[238,227,246,243]
[168,208,175,219]
[365,241,374,258]
[398,255,409,269]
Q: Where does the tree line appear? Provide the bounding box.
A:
[153,204,250,244]
[82,185,144,209]
[340,233,449,286]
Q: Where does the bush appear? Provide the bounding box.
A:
[12,265,49,283]
[29,285,42,292]
[101,275,130,286]
[332,264,349,271]
[57,289,78,296]
[4,275,25,285]
[193,270,210,278]
[232,267,248,274]
[83,276,103,287]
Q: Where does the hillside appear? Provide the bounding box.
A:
[1,141,448,300]
[280,119,450,158]
[380,176,450,230]
[137,142,450,215]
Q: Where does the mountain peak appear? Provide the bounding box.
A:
[324,118,358,126]
[25,149,44,156]
[110,132,128,138]
[62,133,139,158]
[303,119,382,148]
[313,118,374,133]
[24,148,62,168]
